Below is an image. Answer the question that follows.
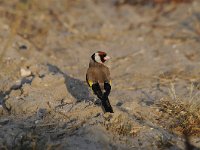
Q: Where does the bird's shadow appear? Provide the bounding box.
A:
[47,64,93,103]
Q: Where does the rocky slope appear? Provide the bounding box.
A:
[0,0,200,149]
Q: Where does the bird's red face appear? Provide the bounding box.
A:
[92,51,110,63]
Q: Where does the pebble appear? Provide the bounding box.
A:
[35,120,42,124]
[116,101,123,106]
[37,108,47,119]
[19,45,27,50]
[11,80,22,90]
[12,75,33,90]
[20,68,32,77]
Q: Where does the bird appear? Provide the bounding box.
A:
[86,51,114,113]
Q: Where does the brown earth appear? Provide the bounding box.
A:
[0,0,200,149]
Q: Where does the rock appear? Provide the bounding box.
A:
[0,118,9,125]
[20,68,32,77]
[11,80,22,90]
[11,77,33,91]
[21,76,33,85]
[37,108,48,119]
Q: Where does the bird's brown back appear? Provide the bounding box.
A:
[86,62,110,86]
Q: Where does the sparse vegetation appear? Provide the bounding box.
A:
[104,114,141,136]
[0,0,200,149]
[156,83,200,136]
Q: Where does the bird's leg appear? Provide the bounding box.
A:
[92,83,103,99]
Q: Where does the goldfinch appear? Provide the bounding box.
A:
[86,51,114,113]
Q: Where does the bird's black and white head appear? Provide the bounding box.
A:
[91,51,110,64]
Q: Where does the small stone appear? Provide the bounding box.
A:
[11,80,22,90]
[156,108,160,112]
[125,107,131,110]
[21,76,33,85]
[116,101,123,106]
[19,45,27,50]
[20,68,32,77]
[37,108,47,119]
[35,120,42,124]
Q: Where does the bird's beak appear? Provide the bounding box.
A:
[104,56,110,61]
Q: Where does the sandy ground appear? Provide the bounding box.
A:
[0,0,200,149]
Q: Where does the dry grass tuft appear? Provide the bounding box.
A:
[104,114,141,136]
[156,83,200,136]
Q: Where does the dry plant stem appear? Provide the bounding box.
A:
[157,83,200,136]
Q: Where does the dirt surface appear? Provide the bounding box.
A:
[0,0,200,149]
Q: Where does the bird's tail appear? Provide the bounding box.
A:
[92,83,114,113]
[101,95,114,113]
